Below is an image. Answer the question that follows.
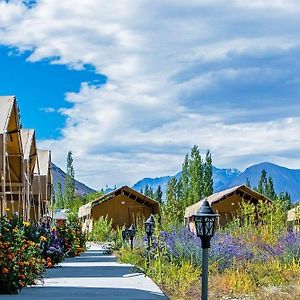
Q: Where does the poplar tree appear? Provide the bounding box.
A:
[163,177,183,224]
[181,154,190,207]
[266,177,276,200]
[154,185,163,203]
[257,169,267,195]
[55,182,64,209]
[188,145,203,206]
[64,151,75,208]
[203,150,213,197]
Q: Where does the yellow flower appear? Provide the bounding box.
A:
[13,228,19,233]
[23,221,30,227]
[40,236,47,242]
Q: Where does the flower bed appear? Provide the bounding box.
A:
[0,214,44,294]
[0,213,86,294]
[118,226,300,299]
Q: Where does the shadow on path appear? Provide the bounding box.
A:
[0,247,166,300]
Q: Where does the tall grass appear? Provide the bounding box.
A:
[117,200,300,299]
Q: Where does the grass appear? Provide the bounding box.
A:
[114,201,300,299]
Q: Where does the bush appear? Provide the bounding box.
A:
[0,214,44,294]
[90,216,113,242]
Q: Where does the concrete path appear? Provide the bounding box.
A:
[1,244,166,300]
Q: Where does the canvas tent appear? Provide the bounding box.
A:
[0,96,23,216]
[20,129,37,220]
[185,185,270,230]
[287,206,300,232]
[32,150,53,221]
[78,186,160,231]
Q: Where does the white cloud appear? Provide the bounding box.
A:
[1,0,300,188]
[40,107,55,113]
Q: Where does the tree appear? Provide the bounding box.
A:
[55,182,64,209]
[181,154,190,207]
[188,145,203,206]
[203,150,213,197]
[154,185,163,203]
[257,169,267,195]
[163,177,183,225]
[266,177,276,200]
[277,191,292,211]
[64,151,75,208]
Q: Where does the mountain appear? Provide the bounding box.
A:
[133,173,181,196]
[51,163,96,196]
[212,166,241,191]
[229,162,300,201]
[132,162,300,202]
[132,166,241,200]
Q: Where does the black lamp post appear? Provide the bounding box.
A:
[193,199,218,300]
[144,215,155,250]
[127,224,136,250]
[122,228,128,244]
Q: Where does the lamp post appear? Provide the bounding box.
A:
[122,228,128,244]
[127,224,136,250]
[144,215,155,250]
[193,199,218,300]
[144,215,155,267]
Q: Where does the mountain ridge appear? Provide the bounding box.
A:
[52,161,300,202]
[132,162,300,202]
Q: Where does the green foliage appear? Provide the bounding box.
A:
[163,146,214,228]
[181,154,189,206]
[203,150,213,197]
[188,145,203,205]
[0,215,43,294]
[163,177,183,227]
[64,151,75,208]
[144,184,155,199]
[154,185,163,203]
[90,216,113,242]
[224,200,287,244]
[254,170,292,210]
[118,242,201,299]
[55,182,64,209]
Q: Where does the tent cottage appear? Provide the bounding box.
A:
[78,186,160,232]
[0,96,23,216]
[0,95,53,220]
[287,206,300,232]
[185,185,270,231]
[32,150,53,221]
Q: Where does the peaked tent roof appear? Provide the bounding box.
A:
[20,129,36,160]
[34,150,51,176]
[78,185,160,218]
[0,96,15,133]
[185,185,270,218]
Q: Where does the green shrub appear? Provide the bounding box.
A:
[90,216,113,242]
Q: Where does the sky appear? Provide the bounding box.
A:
[1,0,300,190]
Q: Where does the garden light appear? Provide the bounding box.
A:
[127,224,136,250]
[193,199,218,300]
[144,215,155,250]
[122,229,128,243]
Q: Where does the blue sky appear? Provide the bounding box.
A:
[0,46,105,139]
[1,1,300,189]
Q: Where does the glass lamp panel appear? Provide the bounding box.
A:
[205,217,216,237]
[145,223,150,234]
[150,224,154,235]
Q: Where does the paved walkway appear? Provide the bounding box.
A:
[1,244,166,300]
